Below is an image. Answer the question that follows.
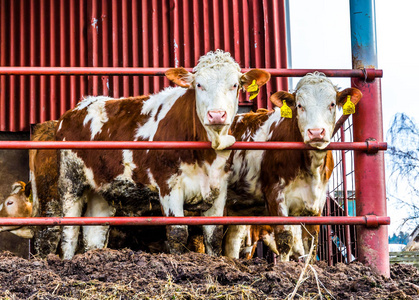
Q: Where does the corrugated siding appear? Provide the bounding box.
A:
[0,0,287,132]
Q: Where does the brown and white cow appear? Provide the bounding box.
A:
[225,72,362,261]
[55,50,270,259]
[0,181,33,238]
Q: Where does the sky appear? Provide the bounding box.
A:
[288,0,419,236]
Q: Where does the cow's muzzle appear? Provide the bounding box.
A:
[207,110,227,125]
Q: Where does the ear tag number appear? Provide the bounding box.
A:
[343,95,355,115]
[247,80,259,101]
[280,100,292,118]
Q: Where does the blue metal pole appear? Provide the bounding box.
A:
[350,0,390,277]
[350,0,378,68]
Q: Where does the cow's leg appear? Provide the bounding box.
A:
[58,149,88,260]
[83,192,115,252]
[266,194,296,261]
[224,225,249,258]
[61,196,84,260]
[161,189,188,254]
[202,186,227,256]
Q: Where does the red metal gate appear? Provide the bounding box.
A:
[0,0,389,276]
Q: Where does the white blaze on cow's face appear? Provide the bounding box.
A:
[294,79,338,149]
[270,73,362,150]
[166,50,270,150]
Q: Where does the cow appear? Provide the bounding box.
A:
[225,72,362,261]
[0,181,33,238]
[55,50,271,259]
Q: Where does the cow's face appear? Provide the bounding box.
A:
[270,74,362,149]
[166,51,270,150]
[0,182,33,237]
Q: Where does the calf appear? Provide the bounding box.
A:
[56,50,270,259]
[226,73,362,261]
[0,181,33,238]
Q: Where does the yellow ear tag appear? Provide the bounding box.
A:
[247,80,259,101]
[280,100,292,118]
[343,95,355,115]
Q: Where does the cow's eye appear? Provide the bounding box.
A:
[233,83,238,88]
[297,104,302,109]
[196,83,205,91]
[330,103,335,107]
[6,201,13,206]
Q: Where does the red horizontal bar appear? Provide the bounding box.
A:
[0,67,383,78]
[0,141,387,151]
[0,216,390,226]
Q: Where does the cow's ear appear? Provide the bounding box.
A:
[240,69,271,90]
[11,181,25,195]
[165,67,194,88]
[270,91,296,108]
[336,88,363,107]
[24,182,32,198]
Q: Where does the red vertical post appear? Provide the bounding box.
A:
[9,0,16,131]
[112,0,119,97]
[350,0,389,277]
[102,0,110,96]
[241,0,250,68]
[182,1,190,67]
[0,0,5,131]
[151,0,159,93]
[50,0,57,119]
[19,0,27,129]
[79,0,87,99]
[121,0,129,97]
[352,77,388,276]
[161,0,169,87]
[212,1,220,50]
[91,0,99,95]
[222,1,230,53]
[192,0,200,63]
[141,0,149,95]
[131,0,140,95]
[59,0,67,115]
[202,0,210,53]
[70,0,77,106]
[232,0,240,64]
[40,0,47,122]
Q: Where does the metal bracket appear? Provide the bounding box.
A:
[366,139,380,154]
[362,68,377,82]
[365,215,380,228]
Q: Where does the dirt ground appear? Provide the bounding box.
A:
[0,249,418,300]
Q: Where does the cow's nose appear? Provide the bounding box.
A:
[307,128,326,140]
[207,110,227,125]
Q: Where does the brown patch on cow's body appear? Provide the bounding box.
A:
[144,89,217,198]
[29,120,63,257]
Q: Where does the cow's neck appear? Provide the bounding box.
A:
[154,89,217,164]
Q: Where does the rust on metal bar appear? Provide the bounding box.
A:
[0,141,388,151]
[0,67,383,78]
[0,216,390,227]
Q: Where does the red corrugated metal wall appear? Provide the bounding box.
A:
[0,0,288,132]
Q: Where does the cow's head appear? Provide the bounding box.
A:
[270,73,362,149]
[166,50,270,150]
[0,181,33,238]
